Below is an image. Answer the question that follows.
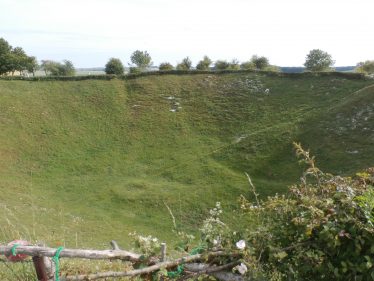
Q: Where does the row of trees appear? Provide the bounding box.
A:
[105,51,279,75]
[106,49,374,76]
[0,38,76,76]
[1,37,373,76]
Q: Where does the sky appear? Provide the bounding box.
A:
[0,0,373,68]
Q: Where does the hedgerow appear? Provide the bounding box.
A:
[0,70,367,82]
[0,74,118,81]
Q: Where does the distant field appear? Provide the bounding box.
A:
[75,70,106,75]
[30,69,106,76]
[280,66,356,73]
[0,72,373,250]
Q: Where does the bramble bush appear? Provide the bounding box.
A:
[239,143,374,280]
[129,231,161,258]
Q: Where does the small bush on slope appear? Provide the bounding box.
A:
[238,143,374,280]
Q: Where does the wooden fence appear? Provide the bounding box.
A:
[0,241,244,281]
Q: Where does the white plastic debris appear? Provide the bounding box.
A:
[236,240,246,250]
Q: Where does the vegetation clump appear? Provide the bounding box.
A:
[40,60,75,76]
[159,62,174,71]
[237,143,374,280]
[176,57,192,70]
[196,56,212,70]
[240,60,256,70]
[214,60,230,70]
[0,38,38,76]
[130,50,152,72]
[105,57,125,75]
[250,55,270,70]
[304,49,335,72]
[356,60,374,75]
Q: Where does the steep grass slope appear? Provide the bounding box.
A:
[0,73,372,248]
[298,84,374,174]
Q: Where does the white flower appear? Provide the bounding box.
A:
[235,263,248,275]
[213,239,218,245]
[236,240,246,250]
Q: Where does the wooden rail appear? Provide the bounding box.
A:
[0,241,243,281]
[0,245,141,262]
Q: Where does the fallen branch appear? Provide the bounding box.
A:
[0,245,140,262]
[183,261,244,281]
[184,261,239,273]
[62,251,237,281]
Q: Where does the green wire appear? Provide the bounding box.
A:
[53,247,64,281]
[10,244,20,256]
[167,264,184,278]
[167,245,205,278]
[189,245,205,256]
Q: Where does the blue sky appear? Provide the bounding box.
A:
[0,0,373,68]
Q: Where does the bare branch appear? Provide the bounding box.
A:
[183,261,245,281]
[0,245,140,262]
[62,251,235,280]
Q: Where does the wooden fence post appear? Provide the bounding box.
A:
[110,240,120,251]
[32,242,55,281]
[32,256,48,281]
[160,243,166,262]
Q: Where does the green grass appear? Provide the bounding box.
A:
[0,73,373,251]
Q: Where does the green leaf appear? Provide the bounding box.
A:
[274,251,288,260]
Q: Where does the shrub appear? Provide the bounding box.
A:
[105,58,124,75]
[214,60,230,70]
[130,50,152,70]
[129,232,161,258]
[60,60,75,76]
[239,143,374,280]
[129,67,141,74]
[176,57,192,70]
[159,62,174,71]
[196,56,212,70]
[355,60,374,75]
[40,60,75,76]
[229,59,241,70]
[304,49,335,72]
[264,65,280,72]
[251,55,270,70]
[241,61,255,70]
